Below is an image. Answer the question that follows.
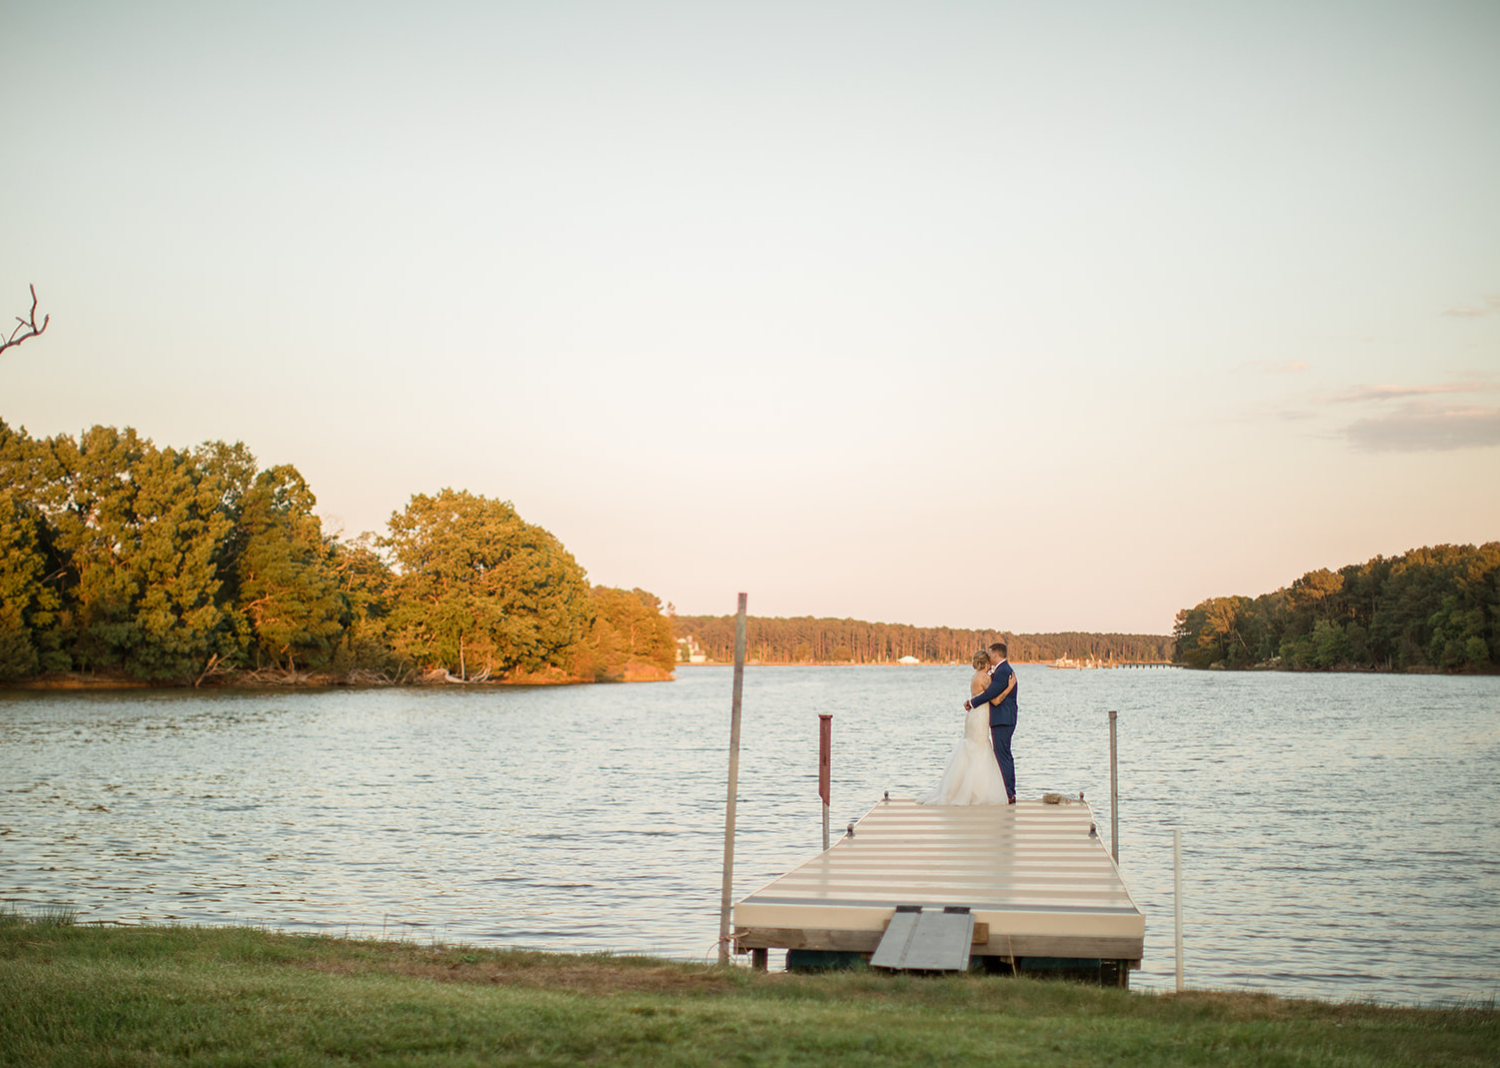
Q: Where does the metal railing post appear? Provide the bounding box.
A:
[818,714,832,850]
[1108,709,1119,863]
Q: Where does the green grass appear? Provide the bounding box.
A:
[1,915,1493,1066]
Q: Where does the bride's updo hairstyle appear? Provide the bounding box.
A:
[971,650,990,670]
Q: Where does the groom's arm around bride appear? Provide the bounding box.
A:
[964,645,1015,713]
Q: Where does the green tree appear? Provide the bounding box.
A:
[1427,594,1488,670]
[328,531,398,675]
[0,490,60,680]
[1279,632,1314,670]
[0,422,69,676]
[46,428,244,680]
[1174,596,1252,667]
[1288,569,1345,620]
[613,587,675,673]
[1175,543,1499,673]
[116,442,242,679]
[232,465,345,670]
[1310,618,1351,669]
[384,489,590,678]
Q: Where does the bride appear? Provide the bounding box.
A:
[919,650,1010,805]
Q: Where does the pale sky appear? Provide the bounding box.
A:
[3,1,1497,634]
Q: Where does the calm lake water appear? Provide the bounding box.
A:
[2,666,1497,1005]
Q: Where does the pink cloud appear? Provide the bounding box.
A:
[1345,402,1500,452]
[1323,375,1497,404]
[1443,293,1500,318]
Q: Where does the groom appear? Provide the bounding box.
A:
[964,641,1018,804]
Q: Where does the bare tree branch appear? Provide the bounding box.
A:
[0,284,49,356]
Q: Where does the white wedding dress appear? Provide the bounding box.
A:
[919,702,1008,805]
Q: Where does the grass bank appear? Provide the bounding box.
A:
[1,916,1493,1066]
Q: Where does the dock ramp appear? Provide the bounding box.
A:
[869,905,975,971]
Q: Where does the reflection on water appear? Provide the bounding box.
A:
[2,667,1497,1004]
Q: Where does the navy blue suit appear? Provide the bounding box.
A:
[966,660,1018,800]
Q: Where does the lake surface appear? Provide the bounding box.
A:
[2,666,1496,1005]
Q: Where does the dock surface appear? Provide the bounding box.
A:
[734,798,1144,966]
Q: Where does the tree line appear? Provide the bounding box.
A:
[1171,543,1499,672]
[671,615,1172,665]
[0,420,675,685]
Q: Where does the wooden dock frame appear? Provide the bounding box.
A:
[732,797,1145,986]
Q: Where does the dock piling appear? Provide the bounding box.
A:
[718,593,748,966]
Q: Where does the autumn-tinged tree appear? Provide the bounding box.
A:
[0,424,256,681]
[598,587,675,673]
[383,489,591,678]
[46,428,245,679]
[0,417,704,686]
[0,422,66,678]
[0,490,60,680]
[1172,596,1254,668]
[572,586,676,680]
[231,465,345,670]
[328,531,398,676]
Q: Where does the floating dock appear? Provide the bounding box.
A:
[732,797,1144,984]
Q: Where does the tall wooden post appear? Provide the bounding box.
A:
[718,593,748,965]
[1108,709,1119,864]
[818,714,832,851]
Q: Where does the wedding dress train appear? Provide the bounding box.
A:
[919,702,1008,805]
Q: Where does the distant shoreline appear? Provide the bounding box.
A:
[0,661,1137,691]
[2,664,676,692]
[675,660,1055,668]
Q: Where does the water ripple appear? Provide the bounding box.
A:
[2,667,1497,1004]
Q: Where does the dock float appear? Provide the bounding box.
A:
[732,797,1145,985]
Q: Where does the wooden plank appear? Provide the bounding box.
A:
[734,927,880,952]
[734,926,1142,961]
[732,798,1145,963]
[975,934,1147,960]
[735,902,1140,939]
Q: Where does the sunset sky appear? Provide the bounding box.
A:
[3,1,1496,634]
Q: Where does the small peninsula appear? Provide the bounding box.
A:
[1172,543,1499,673]
[0,421,674,688]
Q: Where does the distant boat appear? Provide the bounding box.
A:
[897,655,921,665]
[1050,655,1101,670]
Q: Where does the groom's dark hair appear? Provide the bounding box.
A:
[990,642,1007,657]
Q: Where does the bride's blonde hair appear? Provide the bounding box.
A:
[971,650,990,670]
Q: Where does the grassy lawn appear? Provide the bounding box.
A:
[1,914,1493,1066]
